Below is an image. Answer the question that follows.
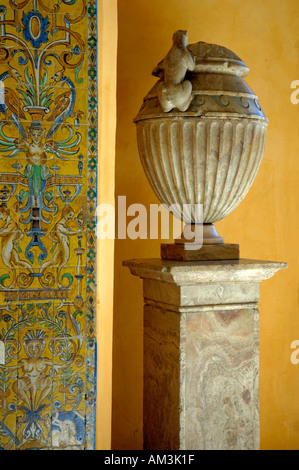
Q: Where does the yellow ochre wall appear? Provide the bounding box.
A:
[112,0,299,449]
[96,0,117,450]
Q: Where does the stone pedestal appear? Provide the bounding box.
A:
[123,258,287,450]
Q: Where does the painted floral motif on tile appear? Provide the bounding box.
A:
[0,0,97,450]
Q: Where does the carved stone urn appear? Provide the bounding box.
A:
[134,31,268,260]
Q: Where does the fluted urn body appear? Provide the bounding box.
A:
[134,39,268,228]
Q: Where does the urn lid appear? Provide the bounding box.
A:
[153,41,249,79]
[134,35,267,123]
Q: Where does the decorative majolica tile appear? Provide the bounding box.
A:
[0,0,97,450]
[51,409,85,449]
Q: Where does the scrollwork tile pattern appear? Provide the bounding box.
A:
[0,0,97,450]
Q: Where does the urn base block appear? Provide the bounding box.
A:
[161,242,240,261]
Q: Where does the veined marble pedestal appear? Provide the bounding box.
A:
[124,258,287,450]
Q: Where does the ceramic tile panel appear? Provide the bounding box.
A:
[0,0,97,450]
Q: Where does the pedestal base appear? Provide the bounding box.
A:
[124,258,287,450]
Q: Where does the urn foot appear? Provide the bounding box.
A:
[175,223,224,245]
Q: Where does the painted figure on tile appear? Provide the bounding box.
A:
[40,205,82,278]
[14,121,57,198]
[12,329,53,411]
[0,206,33,286]
[47,68,72,125]
[1,328,83,411]
[52,413,84,449]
